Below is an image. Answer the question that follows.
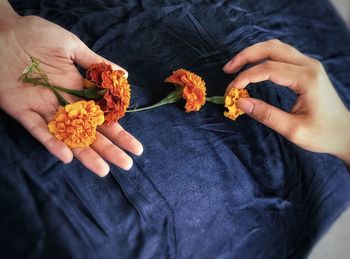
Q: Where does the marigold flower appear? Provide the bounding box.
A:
[48,101,104,148]
[165,69,206,112]
[86,63,131,125]
[224,87,250,121]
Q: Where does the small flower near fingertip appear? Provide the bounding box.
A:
[223,87,250,121]
[127,69,206,113]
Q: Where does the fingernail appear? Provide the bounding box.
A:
[98,163,110,177]
[124,159,133,171]
[61,148,73,164]
[237,99,254,114]
[136,145,144,156]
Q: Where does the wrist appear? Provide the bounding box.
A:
[336,148,350,167]
[333,113,350,166]
[0,0,20,30]
[336,152,350,168]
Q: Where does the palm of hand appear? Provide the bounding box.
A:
[0,16,143,176]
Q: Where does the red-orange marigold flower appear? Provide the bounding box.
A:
[86,63,131,125]
[224,87,250,121]
[48,100,104,148]
[99,70,130,124]
[164,69,206,112]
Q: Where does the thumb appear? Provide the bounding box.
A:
[72,38,128,78]
[237,98,297,138]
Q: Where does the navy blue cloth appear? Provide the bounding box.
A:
[1,0,350,258]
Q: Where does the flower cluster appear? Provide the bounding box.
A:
[20,58,131,149]
[21,57,250,150]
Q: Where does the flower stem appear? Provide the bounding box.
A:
[127,100,167,112]
[49,84,106,100]
[20,56,105,106]
[52,89,69,106]
[21,58,70,106]
[127,88,183,113]
[206,96,225,104]
[23,78,106,100]
[21,78,68,106]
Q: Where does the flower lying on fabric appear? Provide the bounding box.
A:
[48,101,104,148]
[127,69,206,113]
[223,87,250,121]
[86,63,131,125]
[164,69,206,112]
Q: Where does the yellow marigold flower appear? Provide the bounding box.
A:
[224,87,250,121]
[48,101,105,148]
[165,69,206,112]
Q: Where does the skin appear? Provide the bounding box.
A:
[223,39,350,166]
[0,1,143,177]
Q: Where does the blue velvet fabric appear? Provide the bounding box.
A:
[1,0,350,258]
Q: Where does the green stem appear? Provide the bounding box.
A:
[22,78,68,105]
[23,78,106,100]
[206,96,225,104]
[52,88,69,106]
[127,100,168,112]
[49,84,106,100]
[34,67,70,106]
[127,88,183,113]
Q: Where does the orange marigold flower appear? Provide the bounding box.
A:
[165,69,206,112]
[224,87,250,121]
[48,100,105,148]
[86,63,130,125]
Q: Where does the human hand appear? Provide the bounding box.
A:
[0,4,143,176]
[223,39,350,165]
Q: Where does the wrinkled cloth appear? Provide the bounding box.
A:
[1,0,350,258]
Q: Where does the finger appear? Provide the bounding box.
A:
[72,146,110,177]
[91,132,133,171]
[227,61,306,94]
[16,110,73,164]
[98,122,143,156]
[72,38,128,77]
[223,39,312,73]
[237,97,299,138]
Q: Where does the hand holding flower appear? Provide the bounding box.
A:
[0,4,143,176]
[223,39,350,165]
